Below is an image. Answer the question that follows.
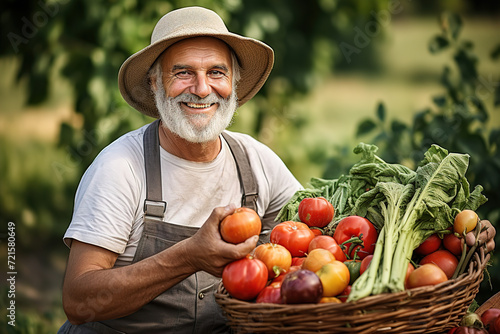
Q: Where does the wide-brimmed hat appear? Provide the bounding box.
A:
[118,6,274,118]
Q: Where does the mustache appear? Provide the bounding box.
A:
[171,93,224,104]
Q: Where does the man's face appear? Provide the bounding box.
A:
[153,37,238,143]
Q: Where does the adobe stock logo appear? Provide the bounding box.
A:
[7,0,69,53]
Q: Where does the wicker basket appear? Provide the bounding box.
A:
[215,248,489,334]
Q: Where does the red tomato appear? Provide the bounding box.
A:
[338,285,352,302]
[272,265,301,284]
[481,308,500,334]
[222,254,268,300]
[333,216,378,259]
[359,254,373,275]
[220,207,261,244]
[270,221,316,257]
[254,243,292,279]
[298,197,334,228]
[415,234,442,256]
[443,232,464,256]
[255,282,282,304]
[308,235,347,262]
[291,257,306,267]
[406,263,448,289]
[311,228,323,236]
[420,249,458,279]
[495,315,500,334]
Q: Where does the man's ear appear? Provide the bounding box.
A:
[150,76,158,92]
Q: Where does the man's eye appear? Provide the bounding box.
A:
[175,71,192,78]
[209,70,225,78]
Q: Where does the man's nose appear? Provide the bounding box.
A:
[190,74,211,98]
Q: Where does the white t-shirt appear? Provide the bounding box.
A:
[63,124,302,266]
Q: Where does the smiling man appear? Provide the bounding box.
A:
[58,6,302,334]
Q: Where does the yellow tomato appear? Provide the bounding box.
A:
[453,209,479,235]
[315,261,350,297]
[302,248,336,273]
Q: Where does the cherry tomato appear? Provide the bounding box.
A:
[454,210,479,235]
[406,263,448,289]
[222,254,268,300]
[270,221,316,257]
[302,248,336,273]
[443,232,464,256]
[338,285,352,302]
[254,243,292,279]
[319,296,342,303]
[308,235,347,262]
[481,308,500,334]
[255,282,282,304]
[298,197,334,228]
[415,234,442,256]
[220,207,261,244]
[333,216,378,259]
[420,249,458,279]
[359,254,373,275]
[315,261,350,297]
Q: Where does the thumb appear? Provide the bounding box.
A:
[235,235,259,257]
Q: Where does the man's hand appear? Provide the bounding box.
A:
[183,204,259,277]
[466,219,496,253]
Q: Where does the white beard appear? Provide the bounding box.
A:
[154,85,238,143]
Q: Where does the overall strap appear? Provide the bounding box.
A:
[221,132,259,211]
[143,119,166,220]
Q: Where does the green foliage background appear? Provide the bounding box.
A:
[0,0,499,332]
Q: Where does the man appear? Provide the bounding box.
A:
[59,6,496,334]
[58,6,302,334]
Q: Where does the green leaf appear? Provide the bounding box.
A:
[428,35,450,54]
[494,86,500,107]
[376,102,386,122]
[490,44,500,60]
[432,95,447,107]
[441,12,462,41]
[356,119,377,137]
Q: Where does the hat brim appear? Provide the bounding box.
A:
[118,32,274,118]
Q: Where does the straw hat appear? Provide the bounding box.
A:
[118,6,274,118]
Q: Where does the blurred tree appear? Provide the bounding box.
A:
[0,0,388,246]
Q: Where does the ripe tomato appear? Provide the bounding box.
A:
[319,297,342,303]
[420,249,458,279]
[315,261,350,297]
[302,248,336,273]
[308,235,347,262]
[495,315,500,334]
[415,234,442,256]
[220,207,261,244]
[406,263,448,289]
[270,221,316,257]
[272,265,301,284]
[255,282,282,304]
[338,285,352,302]
[481,308,500,334]
[298,197,334,228]
[291,257,306,267]
[359,254,373,275]
[405,262,415,289]
[222,254,268,300]
[443,232,464,256]
[254,243,292,279]
[333,216,378,259]
[454,209,479,235]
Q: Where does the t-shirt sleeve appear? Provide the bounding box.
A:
[63,148,142,254]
